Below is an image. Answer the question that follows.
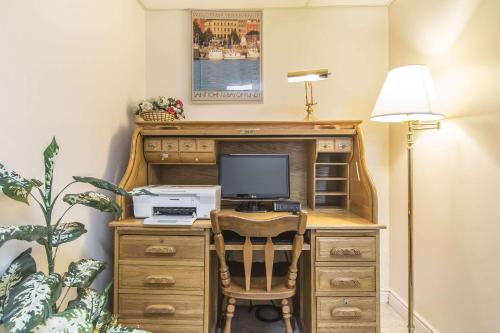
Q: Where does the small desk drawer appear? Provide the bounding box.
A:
[179,139,197,152]
[318,139,335,152]
[196,139,215,152]
[162,139,179,152]
[118,294,203,324]
[144,138,162,152]
[317,297,376,323]
[316,237,376,262]
[316,267,375,292]
[119,265,204,290]
[144,152,180,163]
[180,152,215,164]
[335,138,353,152]
[119,235,204,263]
[317,327,376,333]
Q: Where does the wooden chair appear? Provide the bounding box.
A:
[210,210,308,333]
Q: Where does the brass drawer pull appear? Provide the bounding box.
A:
[145,245,176,255]
[330,247,362,256]
[331,306,362,318]
[144,304,176,315]
[330,278,361,288]
[145,275,176,285]
[160,153,169,161]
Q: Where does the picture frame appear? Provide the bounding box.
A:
[191,9,263,104]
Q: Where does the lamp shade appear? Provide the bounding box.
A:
[371,65,444,122]
[288,69,330,83]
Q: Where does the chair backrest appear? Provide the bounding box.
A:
[210,210,307,293]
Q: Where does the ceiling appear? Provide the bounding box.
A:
[139,0,394,10]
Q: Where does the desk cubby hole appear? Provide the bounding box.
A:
[312,152,351,211]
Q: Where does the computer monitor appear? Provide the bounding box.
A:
[219,154,290,212]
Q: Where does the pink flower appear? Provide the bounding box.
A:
[167,107,176,114]
[176,100,183,108]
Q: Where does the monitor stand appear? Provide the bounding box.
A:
[235,201,268,213]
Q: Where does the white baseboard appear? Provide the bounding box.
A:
[388,290,439,333]
[380,289,389,304]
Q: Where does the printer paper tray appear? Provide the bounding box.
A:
[144,215,197,227]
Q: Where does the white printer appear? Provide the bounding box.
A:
[132,185,221,226]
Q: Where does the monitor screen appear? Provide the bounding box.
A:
[219,154,290,200]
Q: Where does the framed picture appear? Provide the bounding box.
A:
[191,10,263,104]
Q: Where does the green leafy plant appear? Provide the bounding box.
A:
[0,138,149,332]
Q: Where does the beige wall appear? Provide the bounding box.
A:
[389,0,500,331]
[0,0,145,289]
[146,7,391,289]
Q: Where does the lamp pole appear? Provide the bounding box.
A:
[406,120,440,333]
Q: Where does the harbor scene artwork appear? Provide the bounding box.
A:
[192,10,263,103]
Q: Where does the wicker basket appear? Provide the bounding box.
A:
[140,111,176,122]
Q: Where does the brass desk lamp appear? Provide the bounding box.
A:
[288,69,330,121]
[371,65,444,333]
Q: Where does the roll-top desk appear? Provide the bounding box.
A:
[109,120,385,333]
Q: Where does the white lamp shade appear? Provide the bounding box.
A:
[371,65,444,122]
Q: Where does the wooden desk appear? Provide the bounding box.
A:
[110,121,385,333]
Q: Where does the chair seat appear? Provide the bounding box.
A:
[222,274,296,300]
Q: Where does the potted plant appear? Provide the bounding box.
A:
[136,96,185,122]
[0,138,150,332]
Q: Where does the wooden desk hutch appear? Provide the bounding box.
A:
[109,120,385,333]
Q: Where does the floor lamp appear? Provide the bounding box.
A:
[370,65,444,333]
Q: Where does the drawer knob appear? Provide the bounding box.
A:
[145,275,176,285]
[145,245,176,255]
[195,157,199,162]
[330,278,361,288]
[144,304,176,315]
[160,153,169,161]
[330,247,362,256]
[331,306,362,318]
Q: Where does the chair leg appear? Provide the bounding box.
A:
[224,297,236,333]
[281,299,293,333]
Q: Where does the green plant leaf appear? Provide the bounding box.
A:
[63,259,106,288]
[0,249,37,323]
[105,325,150,333]
[2,272,62,333]
[52,222,87,246]
[43,137,59,200]
[0,163,42,204]
[73,176,128,196]
[0,225,48,247]
[66,287,106,324]
[127,188,156,196]
[94,309,113,332]
[30,308,93,333]
[63,191,122,219]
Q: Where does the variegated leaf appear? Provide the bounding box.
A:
[30,308,93,333]
[63,259,106,288]
[2,272,62,333]
[43,137,59,200]
[105,325,150,333]
[66,287,106,324]
[127,188,156,196]
[52,222,87,246]
[63,191,122,219]
[94,309,113,333]
[0,249,36,322]
[73,176,128,196]
[0,163,42,204]
[0,225,47,247]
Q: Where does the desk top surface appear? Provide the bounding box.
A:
[109,209,386,230]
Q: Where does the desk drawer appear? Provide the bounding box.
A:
[316,266,375,292]
[144,152,180,163]
[119,265,204,290]
[180,152,215,164]
[162,139,179,152]
[317,297,376,323]
[179,139,197,152]
[316,237,376,262]
[118,294,203,324]
[318,139,335,152]
[119,235,204,263]
[317,328,376,333]
[144,138,162,152]
[196,139,215,152]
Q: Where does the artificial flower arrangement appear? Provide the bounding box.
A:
[136,96,185,121]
